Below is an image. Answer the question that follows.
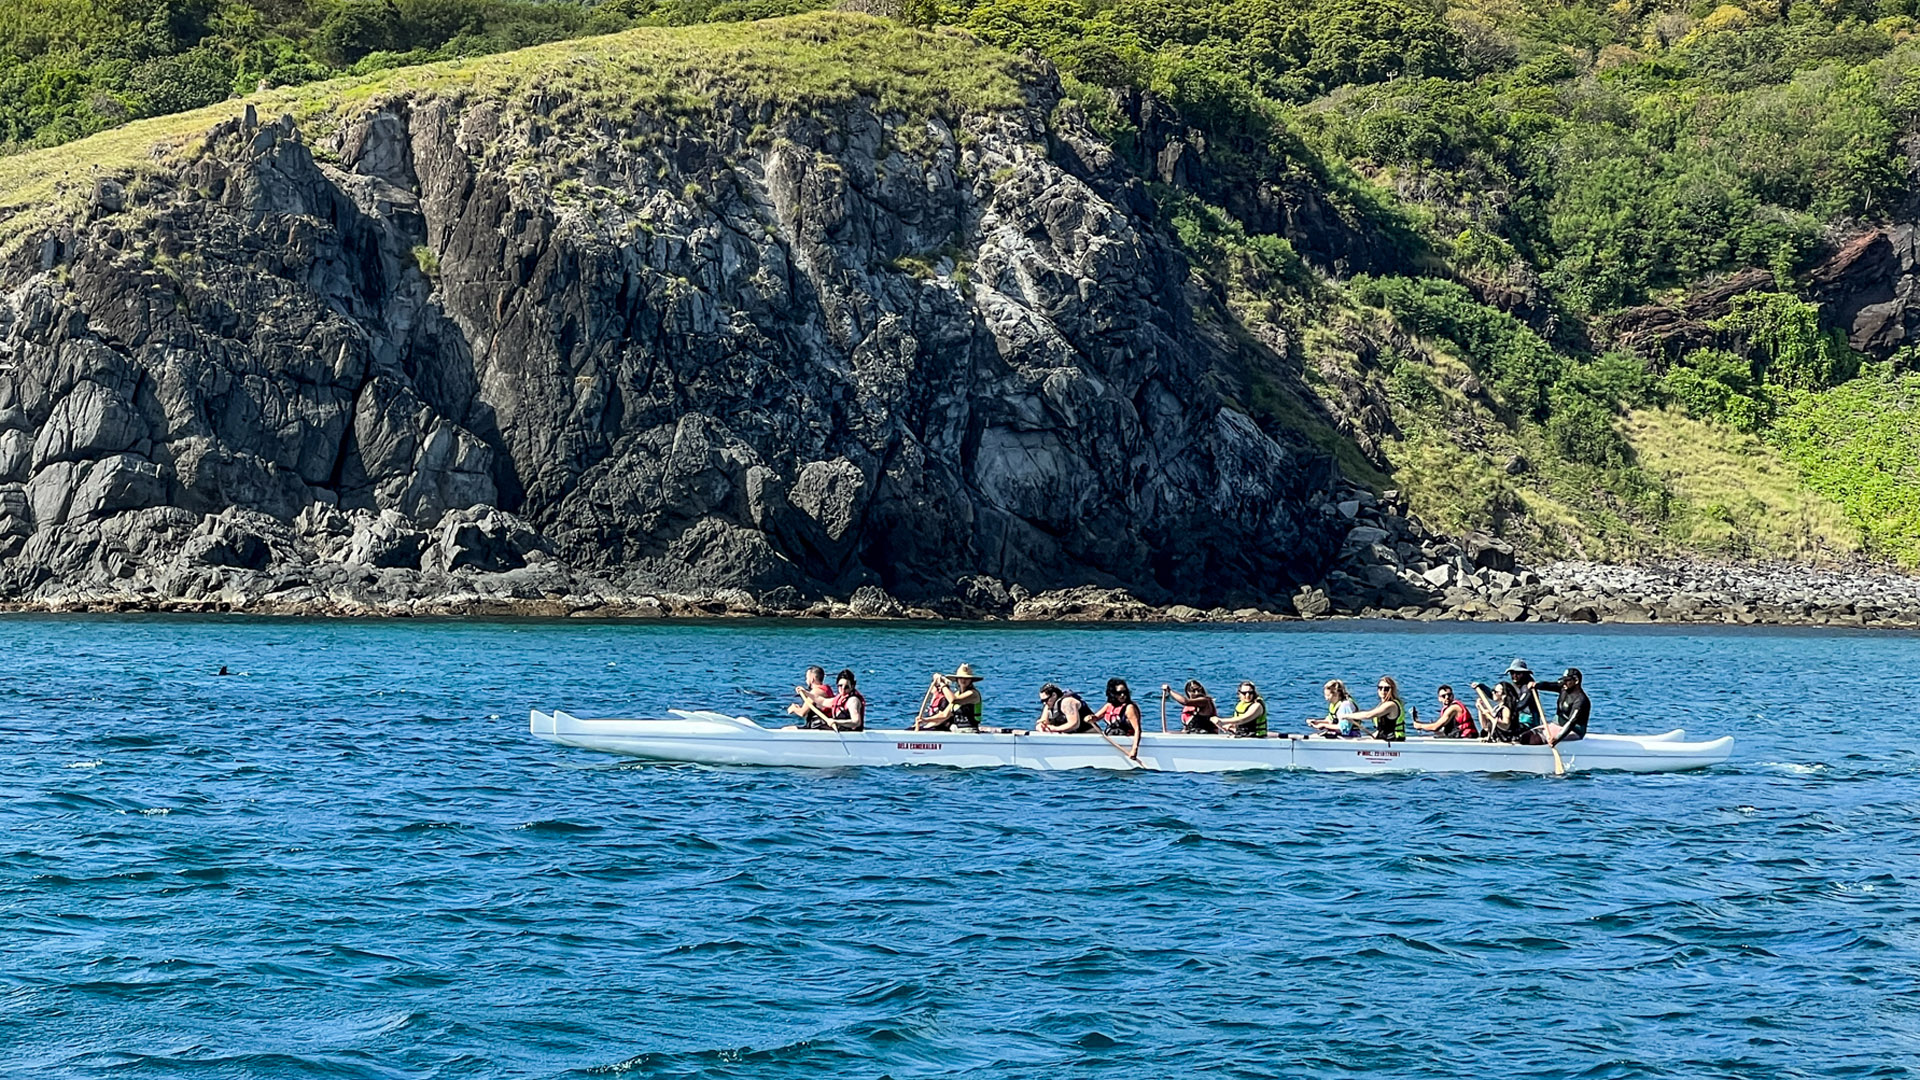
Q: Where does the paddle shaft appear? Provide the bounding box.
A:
[911,676,937,731]
[1160,691,1169,733]
[1098,702,1145,767]
[1531,684,1566,775]
[1097,726,1143,768]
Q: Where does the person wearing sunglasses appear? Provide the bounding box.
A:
[1036,683,1096,734]
[1162,680,1221,734]
[1471,680,1522,742]
[1220,681,1268,738]
[1413,684,1476,739]
[1096,679,1146,757]
[1346,676,1409,741]
[1522,668,1590,746]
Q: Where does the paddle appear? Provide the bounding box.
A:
[1096,723,1144,769]
[1093,701,1145,768]
[910,675,938,732]
[1160,689,1169,733]
[1531,684,1566,776]
[1471,684,1498,743]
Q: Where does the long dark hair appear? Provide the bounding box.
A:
[1106,678,1132,706]
[1495,681,1518,709]
[1184,679,1207,699]
[836,669,857,690]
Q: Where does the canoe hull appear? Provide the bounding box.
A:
[530,710,1732,774]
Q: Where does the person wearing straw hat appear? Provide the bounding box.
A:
[915,663,984,731]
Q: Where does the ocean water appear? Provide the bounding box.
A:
[2,615,1916,1079]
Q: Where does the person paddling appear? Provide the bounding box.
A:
[1036,683,1096,733]
[1505,659,1546,736]
[1163,680,1220,734]
[1307,679,1363,738]
[1472,681,1523,742]
[916,664,984,731]
[1096,679,1145,757]
[1414,684,1476,739]
[791,668,864,731]
[917,677,951,729]
[1220,681,1268,737]
[1348,676,1409,741]
[786,666,832,722]
[816,669,866,731]
[1524,667,1591,745]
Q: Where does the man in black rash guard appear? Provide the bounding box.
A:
[1524,667,1591,745]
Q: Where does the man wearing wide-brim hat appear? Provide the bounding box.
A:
[915,663,984,732]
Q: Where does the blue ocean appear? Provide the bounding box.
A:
[2,615,1915,1078]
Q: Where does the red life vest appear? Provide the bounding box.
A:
[828,688,864,720]
[1442,700,1475,738]
[1098,702,1138,736]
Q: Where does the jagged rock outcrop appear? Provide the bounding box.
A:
[1599,268,1775,364]
[0,26,1345,612]
[1808,225,1920,355]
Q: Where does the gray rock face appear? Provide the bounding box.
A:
[0,71,1342,608]
[1810,226,1920,354]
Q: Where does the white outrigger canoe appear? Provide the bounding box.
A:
[531,709,1733,774]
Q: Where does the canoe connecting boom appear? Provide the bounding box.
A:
[529,710,1733,774]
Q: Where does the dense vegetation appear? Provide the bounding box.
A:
[3,0,1919,562]
[0,0,831,151]
[932,0,1920,562]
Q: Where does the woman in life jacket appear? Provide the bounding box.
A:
[822,669,865,731]
[1036,683,1096,733]
[1162,680,1220,733]
[1348,676,1408,741]
[915,664,984,731]
[1472,681,1521,742]
[1221,681,1268,737]
[1307,679,1363,738]
[1414,684,1477,739]
[1096,679,1145,757]
[919,680,950,728]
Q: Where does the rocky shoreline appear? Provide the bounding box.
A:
[2,506,1915,630]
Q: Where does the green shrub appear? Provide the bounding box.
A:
[1349,274,1561,418]
[1546,390,1633,468]
[1659,347,1766,430]
[1709,291,1859,392]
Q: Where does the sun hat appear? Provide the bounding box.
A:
[946,663,983,681]
[1506,658,1533,676]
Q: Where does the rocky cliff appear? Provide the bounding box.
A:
[0,16,1346,615]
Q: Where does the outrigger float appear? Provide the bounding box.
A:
[530,710,1734,774]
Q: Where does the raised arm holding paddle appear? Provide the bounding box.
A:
[915,664,984,731]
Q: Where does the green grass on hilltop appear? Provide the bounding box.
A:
[0,13,1029,221]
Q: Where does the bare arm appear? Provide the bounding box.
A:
[1127,703,1144,756]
